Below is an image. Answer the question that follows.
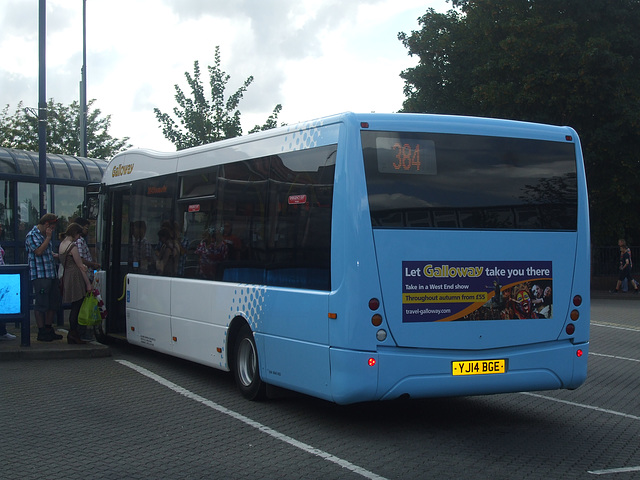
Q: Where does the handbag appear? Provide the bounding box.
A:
[78,292,101,326]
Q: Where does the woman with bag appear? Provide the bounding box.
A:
[59,223,93,344]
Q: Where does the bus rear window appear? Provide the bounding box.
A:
[361,131,578,230]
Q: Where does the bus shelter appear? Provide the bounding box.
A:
[0,147,107,264]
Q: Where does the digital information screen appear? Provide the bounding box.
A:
[0,273,21,315]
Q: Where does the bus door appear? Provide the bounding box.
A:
[105,185,132,335]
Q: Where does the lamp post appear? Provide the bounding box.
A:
[38,0,47,217]
[79,0,87,158]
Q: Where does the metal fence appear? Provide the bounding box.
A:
[591,246,639,276]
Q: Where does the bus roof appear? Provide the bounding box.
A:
[103,112,578,186]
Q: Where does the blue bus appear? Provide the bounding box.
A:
[95,112,590,404]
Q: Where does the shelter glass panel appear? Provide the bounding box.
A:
[67,157,88,181]
[0,180,15,241]
[0,149,17,174]
[13,152,36,176]
[53,185,84,233]
[48,155,72,179]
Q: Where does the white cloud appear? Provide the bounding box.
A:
[0,0,450,153]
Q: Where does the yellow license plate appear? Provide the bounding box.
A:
[452,359,506,376]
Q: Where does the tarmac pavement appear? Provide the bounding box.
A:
[0,289,634,361]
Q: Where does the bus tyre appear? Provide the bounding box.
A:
[233,324,266,400]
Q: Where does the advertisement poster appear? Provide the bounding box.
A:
[402,261,552,322]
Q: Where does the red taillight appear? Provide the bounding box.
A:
[368,358,376,367]
[369,298,380,310]
[566,324,575,335]
[573,295,582,306]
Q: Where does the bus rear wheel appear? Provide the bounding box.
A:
[233,324,266,400]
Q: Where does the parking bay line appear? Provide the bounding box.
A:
[590,352,640,363]
[587,466,640,476]
[592,322,640,332]
[587,351,640,474]
[116,360,388,480]
[519,392,640,476]
[519,392,640,421]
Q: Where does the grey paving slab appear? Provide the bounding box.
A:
[0,320,110,360]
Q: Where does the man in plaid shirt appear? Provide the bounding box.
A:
[25,213,63,342]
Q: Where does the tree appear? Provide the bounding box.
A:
[154,46,283,150]
[0,99,130,159]
[398,0,640,245]
[248,104,283,134]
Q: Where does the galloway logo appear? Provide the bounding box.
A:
[112,163,134,177]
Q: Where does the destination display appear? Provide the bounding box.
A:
[376,136,437,175]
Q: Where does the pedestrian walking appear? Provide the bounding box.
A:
[610,241,640,294]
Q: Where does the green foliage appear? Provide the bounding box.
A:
[399,0,640,244]
[154,46,283,150]
[0,99,130,159]
[248,104,284,134]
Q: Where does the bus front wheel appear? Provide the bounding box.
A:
[233,324,266,400]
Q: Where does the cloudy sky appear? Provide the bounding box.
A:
[0,0,450,153]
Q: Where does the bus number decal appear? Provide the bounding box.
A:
[402,260,553,322]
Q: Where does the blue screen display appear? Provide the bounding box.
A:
[0,274,21,314]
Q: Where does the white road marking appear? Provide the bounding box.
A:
[590,352,640,363]
[592,322,640,332]
[519,392,640,421]
[520,391,640,475]
[116,359,388,480]
[588,466,640,475]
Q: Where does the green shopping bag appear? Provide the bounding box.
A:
[78,292,101,326]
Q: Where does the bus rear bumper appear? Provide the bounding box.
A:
[375,341,589,401]
[329,341,588,404]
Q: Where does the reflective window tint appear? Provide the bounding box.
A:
[177,145,336,290]
[267,147,335,289]
[180,168,218,198]
[127,177,177,275]
[362,131,577,230]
